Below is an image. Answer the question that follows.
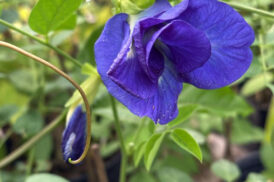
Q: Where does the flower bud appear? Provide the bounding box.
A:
[62,105,86,162]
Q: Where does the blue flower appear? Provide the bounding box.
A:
[62,105,86,162]
[95,0,254,124]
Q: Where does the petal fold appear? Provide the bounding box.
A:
[107,41,160,98]
[146,20,211,74]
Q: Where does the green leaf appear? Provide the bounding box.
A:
[121,0,142,14]
[157,167,193,182]
[244,58,263,78]
[241,72,274,96]
[170,128,202,162]
[179,85,253,117]
[0,171,25,182]
[271,128,274,150]
[130,0,155,9]
[168,104,198,128]
[260,143,274,173]
[0,81,29,106]
[26,174,69,182]
[211,159,241,182]
[9,70,36,94]
[50,30,74,47]
[13,110,44,137]
[246,173,267,182]
[28,0,82,34]
[93,106,140,124]
[133,141,146,167]
[144,132,166,171]
[0,9,19,32]
[33,134,53,161]
[130,171,156,182]
[185,129,205,144]
[0,105,18,127]
[54,14,77,31]
[231,119,264,144]
[267,84,274,95]
[101,141,120,157]
[159,154,198,175]
[77,26,103,65]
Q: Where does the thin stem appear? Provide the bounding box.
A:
[264,97,274,143]
[0,110,67,168]
[259,34,268,72]
[223,1,274,19]
[26,149,35,176]
[109,95,127,182]
[0,19,82,67]
[224,118,233,159]
[0,41,92,165]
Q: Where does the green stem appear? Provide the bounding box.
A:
[258,34,268,72]
[223,1,274,19]
[264,97,274,143]
[0,19,82,67]
[109,95,127,182]
[26,149,35,176]
[0,110,67,169]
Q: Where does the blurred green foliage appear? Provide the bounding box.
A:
[0,0,274,181]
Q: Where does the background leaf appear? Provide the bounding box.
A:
[26,173,69,182]
[231,119,264,144]
[9,70,36,94]
[28,0,82,34]
[241,72,274,96]
[13,109,44,137]
[211,159,241,182]
[260,143,274,174]
[246,173,267,182]
[129,171,156,182]
[179,85,253,117]
[157,167,193,182]
[0,104,18,127]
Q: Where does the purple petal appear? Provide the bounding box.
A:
[109,60,182,124]
[96,14,164,99]
[132,0,190,80]
[107,40,161,98]
[147,60,183,124]
[62,105,86,162]
[157,0,189,20]
[179,0,255,89]
[95,13,130,80]
[95,14,182,124]
[137,0,171,19]
[133,18,165,81]
[137,0,189,20]
[146,20,211,74]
